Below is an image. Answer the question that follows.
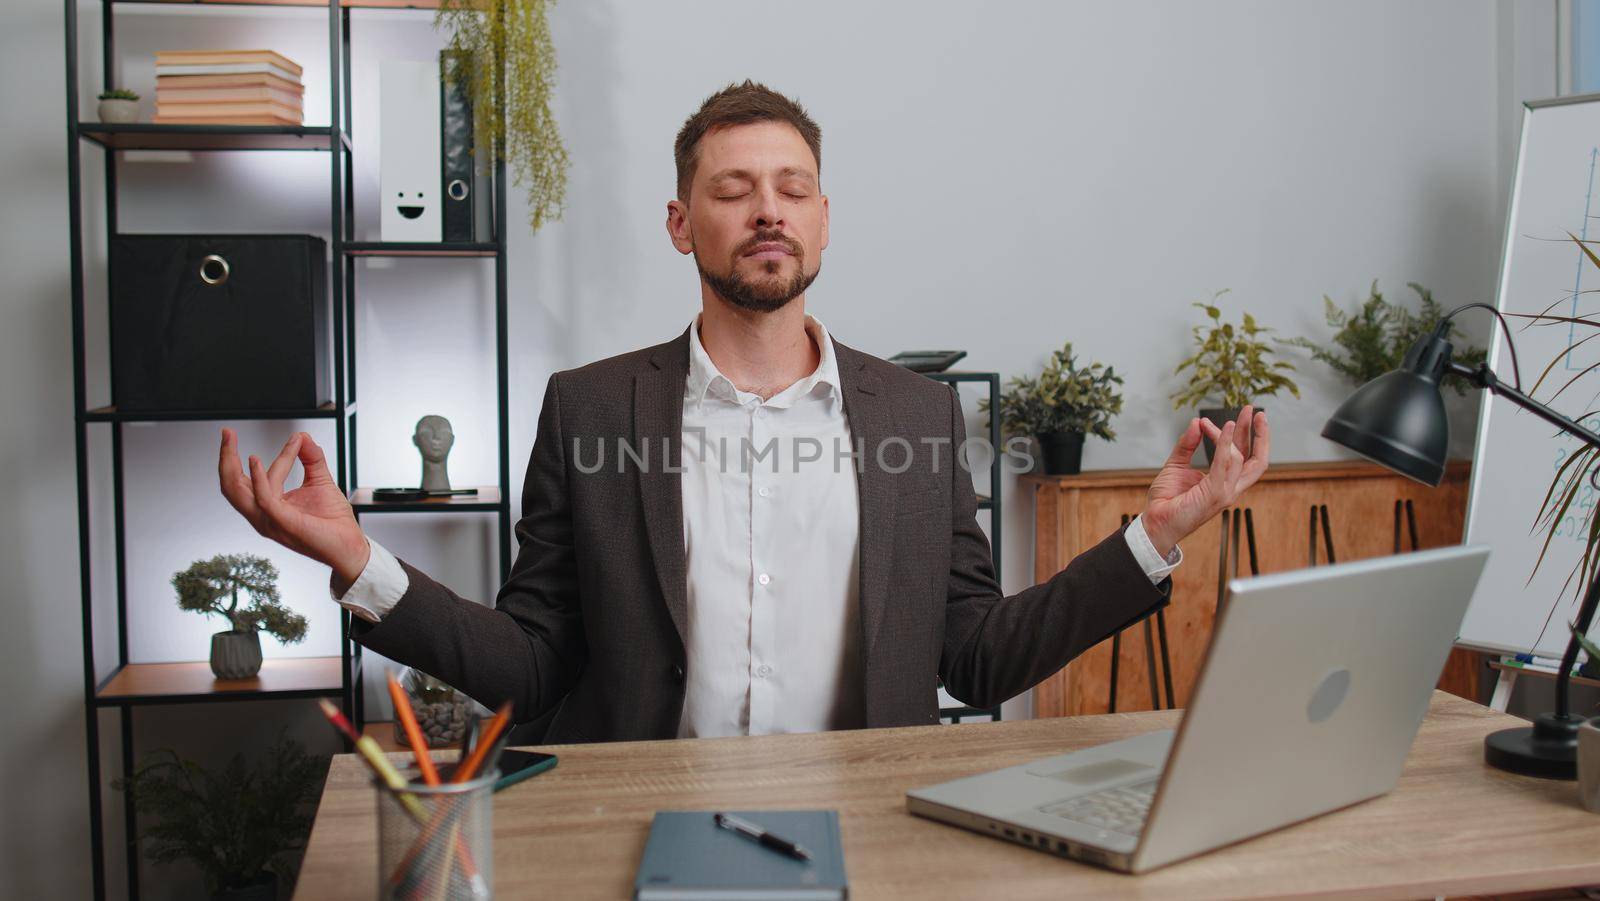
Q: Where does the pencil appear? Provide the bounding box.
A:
[387,672,441,786]
[452,701,513,782]
[315,699,427,821]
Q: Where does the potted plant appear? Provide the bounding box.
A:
[114,737,327,900]
[97,88,140,123]
[1171,290,1300,461]
[1286,280,1486,393]
[392,666,473,748]
[435,0,570,233]
[981,341,1123,475]
[172,554,308,679]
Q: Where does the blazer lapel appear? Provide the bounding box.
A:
[636,329,692,648]
[834,340,896,663]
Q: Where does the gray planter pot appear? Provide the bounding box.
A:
[210,630,263,680]
[1198,406,1263,464]
[97,98,138,123]
[1580,717,1600,813]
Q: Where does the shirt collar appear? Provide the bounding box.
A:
[686,312,842,412]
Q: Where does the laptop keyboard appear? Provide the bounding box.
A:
[1038,779,1157,837]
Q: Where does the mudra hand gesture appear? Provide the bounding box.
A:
[1140,406,1270,557]
[217,428,371,591]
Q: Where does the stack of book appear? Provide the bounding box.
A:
[153,50,304,126]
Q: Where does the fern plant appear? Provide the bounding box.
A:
[1286,280,1486,394]
[1170,291,1300,410]
[114,737,325,895]
[981,342,1123,441]
[435,0,570,233]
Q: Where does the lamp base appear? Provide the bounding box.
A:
[1483,712,1586,779]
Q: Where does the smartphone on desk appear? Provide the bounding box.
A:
[493,750,558,792]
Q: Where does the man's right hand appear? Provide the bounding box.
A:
[218,427,371,594]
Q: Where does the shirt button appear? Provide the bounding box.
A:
[756,664,773,678]
[757,572,771,586]
[757,486,770,498]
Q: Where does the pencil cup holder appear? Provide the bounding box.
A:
[375,770,497,900]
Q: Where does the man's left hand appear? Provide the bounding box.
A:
[1140,406,1270,558]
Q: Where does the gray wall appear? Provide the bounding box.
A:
[0,1,1551,897]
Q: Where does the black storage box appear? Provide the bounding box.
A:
[110,234,330,412]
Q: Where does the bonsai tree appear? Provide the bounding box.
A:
[981,341,1123,474]
[172,553,308,644]
[1286,280,1486,394]
[1171,290,1300,412]
[97,88,139,101]
[435,0,570,233]
[114,737,326,898]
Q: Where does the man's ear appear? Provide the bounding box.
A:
[819,193,829,252]
[666,199,694,255]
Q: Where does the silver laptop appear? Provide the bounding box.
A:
[906,544,1490,874]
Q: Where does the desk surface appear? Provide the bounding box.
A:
[296,692,1600,900]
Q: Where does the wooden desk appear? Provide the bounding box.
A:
[296,692,1599,900]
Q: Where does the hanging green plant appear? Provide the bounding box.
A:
[435,0,570,233]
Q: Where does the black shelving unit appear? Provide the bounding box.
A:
[927,371,1004,723]
[63,2,513,898]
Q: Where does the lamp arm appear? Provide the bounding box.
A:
[1447,361,1600,451]
[1450,359,1600,717]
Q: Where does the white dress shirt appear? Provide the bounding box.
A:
[675,313,864,737]
[331,314,1182,736]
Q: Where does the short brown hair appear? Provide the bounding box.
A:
[673,80,822,201]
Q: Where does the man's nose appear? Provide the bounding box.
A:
[750,185,784,230]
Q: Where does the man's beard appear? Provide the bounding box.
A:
[696,251,820,313]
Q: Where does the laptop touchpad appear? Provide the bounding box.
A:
[1030,758,1156,785]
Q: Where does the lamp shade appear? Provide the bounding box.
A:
[1321,327,1456,486]
[1321,370,1449,486]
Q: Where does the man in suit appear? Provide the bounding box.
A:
[217,80,1268,743]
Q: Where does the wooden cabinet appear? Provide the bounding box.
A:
[1024,459,1477,718]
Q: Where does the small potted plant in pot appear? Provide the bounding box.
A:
[392,667,473,749]
[172,553,308,679]
[982,341,1123,475]
[97,88,140,123]
[1285,280,1486,393]
[1171,291,1299,462]
[115,736,326,900]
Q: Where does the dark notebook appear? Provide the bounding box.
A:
[633,810,848,901]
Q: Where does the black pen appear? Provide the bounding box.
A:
[713,812,813,861]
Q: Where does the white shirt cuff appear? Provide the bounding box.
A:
[329,535,408,623]
[1125,514,1182,585]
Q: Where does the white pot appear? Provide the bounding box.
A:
[97,98,138,124]
[1580,717,1600,813]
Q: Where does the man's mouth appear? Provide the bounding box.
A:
[744,242,793,260]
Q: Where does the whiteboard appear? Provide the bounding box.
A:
[1461,93,1600,657]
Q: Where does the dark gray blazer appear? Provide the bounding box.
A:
[351,327,1169,743]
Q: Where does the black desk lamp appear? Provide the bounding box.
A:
[1321,303,1600,779]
